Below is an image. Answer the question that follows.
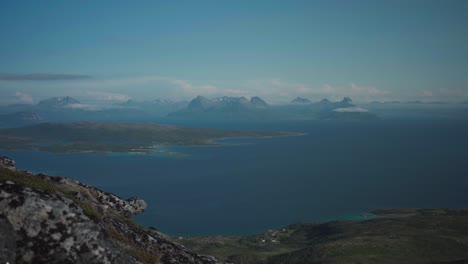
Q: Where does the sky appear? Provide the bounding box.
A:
[1,0,468,104]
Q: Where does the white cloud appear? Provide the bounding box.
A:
[2,74,466,104]
[245,79,392,103]
[418,88,468,102]
[333,107,369,113]
[438,88,468,98]
[422,90,434,97]
[349,83,390,96]
[59,76,235,100]
[14,92,34,104]
[86,91,131,102]
[65,103,101,111]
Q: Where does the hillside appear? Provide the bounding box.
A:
[180,209,468,263]
[0,156,223,264]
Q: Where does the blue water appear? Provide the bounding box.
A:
[3,120,468,236]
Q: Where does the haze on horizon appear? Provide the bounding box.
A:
[1,0,468,105]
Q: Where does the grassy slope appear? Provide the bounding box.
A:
[180,209,468,264]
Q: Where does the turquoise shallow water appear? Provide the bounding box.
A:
[3,120,468,236]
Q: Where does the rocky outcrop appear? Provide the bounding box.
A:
[0,156,15,171]
[0,181,134,264]
[54,177,147,218]
[0,157,224,264]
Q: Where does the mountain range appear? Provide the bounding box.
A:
[169,96,378,121]
[0,95,384,125]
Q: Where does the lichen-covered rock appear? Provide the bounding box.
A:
[0,214,16,264]
[0,157,224,264]
[0,156,16,171]
[93,189,147,217]
[0,181,137,264]
[47,176,147,217]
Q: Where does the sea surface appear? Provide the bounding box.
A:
[3,119,468,236]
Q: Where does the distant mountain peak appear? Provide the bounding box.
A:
[250,96,269,108]
[333,97,354,108]
[187,95,213,110]
[291,97,311,104]
[183,95,270,114]
[341,97,353,104]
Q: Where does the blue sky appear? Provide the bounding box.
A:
[1,0,468,104]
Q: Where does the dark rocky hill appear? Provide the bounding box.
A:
[0,156,223,264]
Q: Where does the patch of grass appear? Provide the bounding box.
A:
[113,210,140,227]
[106,229,132,244]
[0,167,58,193]
[126,248,161,264]
[74,199,101,220]
[1,168,102,221]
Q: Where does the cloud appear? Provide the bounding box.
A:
[69,76,245,100]
[8,74,466,104]
[333,107,369,113]
[59,76,394,103]
[165,78,247,98]
[14,92,34,104]
[418,88,468,101]
[422,90,434,97]
[246,79,392,103]
[0,73,91,81]
[0,74,392,103]
[438,88,468,98]
[349,83,390,96]
[64,103,101,111]
[85,91,131,102]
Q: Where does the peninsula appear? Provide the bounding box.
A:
[0,122,293,154]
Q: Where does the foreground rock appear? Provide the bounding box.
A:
[0,157,223,264]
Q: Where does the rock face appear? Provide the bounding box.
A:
[0,214,16,264]
[0,157,223,264]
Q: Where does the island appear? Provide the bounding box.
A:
[0,122,295,154]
